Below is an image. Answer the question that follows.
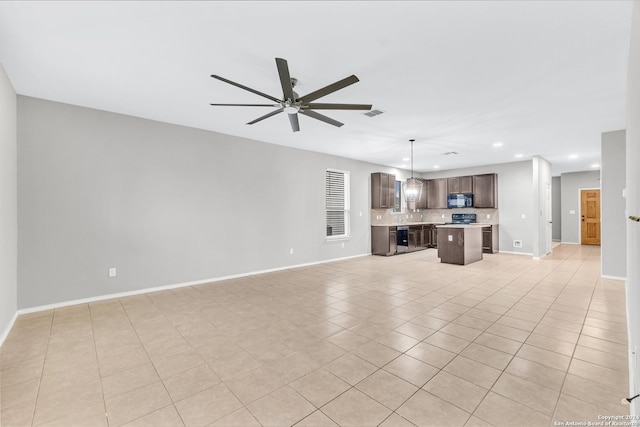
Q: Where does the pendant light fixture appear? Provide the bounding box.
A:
[403,139,423,203]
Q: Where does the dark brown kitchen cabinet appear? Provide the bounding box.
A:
[473,173,498,208]
[447,176,473,194]
[408,226,422,251]
[426,178,448,209]
[437,226,483,265]
[482,225,499,253]
[371,226,397,256]
[371,173,396,209]
[422,224,438,248]
[415,179,428,210]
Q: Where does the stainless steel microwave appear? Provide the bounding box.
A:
[447,193,473,208]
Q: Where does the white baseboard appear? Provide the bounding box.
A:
[16,253,371,316]
[497,250,534,256]
[0,311,19,348]
[601,274,627,281]
[560,241,580,245]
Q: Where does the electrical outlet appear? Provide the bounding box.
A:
[341,242,345,248]
[108,267,117,277]
[521,214,526,219]
[289,248,294,255]
[569,210,576,215]
[486,214,491,219]
[513,240,523,248]
[441,214,445,218]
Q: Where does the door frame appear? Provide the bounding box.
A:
[578,187,601,245]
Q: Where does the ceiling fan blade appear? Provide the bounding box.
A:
[247,108,283,125]
[299,109,344,127]
[297,75,360,103]
[288,113,300,132]
[210,103,280,107]
[275,58,296,102]
[211,75,282,104]
[303,103,372,110]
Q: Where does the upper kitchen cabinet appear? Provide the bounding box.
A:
[426,178,448,209]
[448,176,473,194]
[473,173,498,208]
[415,179,428,210]
[371,172,396,209]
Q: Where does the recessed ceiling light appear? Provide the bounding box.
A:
[492,142,503,147]
[433,165,440,169]
[402,157,410,162]
[591,163,600,168]
[569,154,578,159]
[514,154,523,158]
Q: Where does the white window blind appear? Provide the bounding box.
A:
[326,169,350,238]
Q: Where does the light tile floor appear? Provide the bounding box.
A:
[0,244,630,426]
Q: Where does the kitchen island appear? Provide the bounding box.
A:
[436,224,484,265]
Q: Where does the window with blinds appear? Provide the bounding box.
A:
[325,169,350,239]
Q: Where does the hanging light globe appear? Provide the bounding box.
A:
[403,139,423,203]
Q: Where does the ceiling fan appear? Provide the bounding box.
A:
[210,58,372,132]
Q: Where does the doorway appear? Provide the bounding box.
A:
[580,189,601,245]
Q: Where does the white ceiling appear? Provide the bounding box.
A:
[0,1,632,175]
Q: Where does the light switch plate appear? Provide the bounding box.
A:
[448,235,453,242]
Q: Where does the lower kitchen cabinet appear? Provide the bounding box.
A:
[482,225,499,253]
[408,225,423,251]
[371,226,397,256]
[422,224,438,248]
[430,226,438,247]
[372,224,437,256]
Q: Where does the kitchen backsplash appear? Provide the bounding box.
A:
[370,208,499,225]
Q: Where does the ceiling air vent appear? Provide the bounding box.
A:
[442,151,459,155]
[363,109,384,117]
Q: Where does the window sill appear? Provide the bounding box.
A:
[325,235,352,242]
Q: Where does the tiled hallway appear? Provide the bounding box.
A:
[0,244,629,426]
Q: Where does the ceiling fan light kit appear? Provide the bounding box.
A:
[210,57,372,132]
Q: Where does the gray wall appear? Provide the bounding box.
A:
[601,130,626,278]
[552,176,562,240]
[559,170,601,244]
[423,160,535,255]
[17,96,398,309]
[626,2,640,416]
[0,63,17,342]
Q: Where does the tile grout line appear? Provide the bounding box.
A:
[27,311,54,427]
[87,303,110,427]
[116,294,190,427]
